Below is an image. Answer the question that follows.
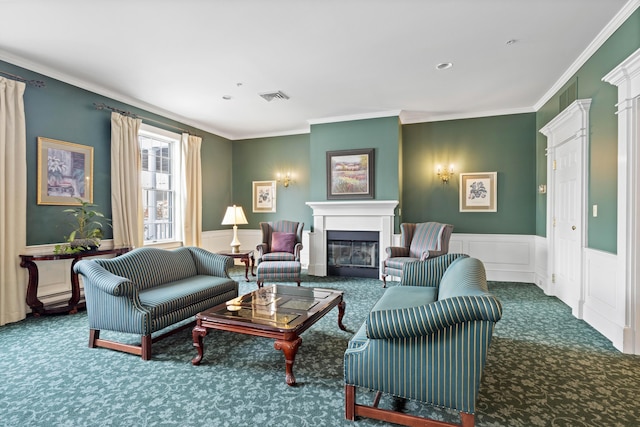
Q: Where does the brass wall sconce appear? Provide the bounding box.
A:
[436,164,454,184]
[276,172,293,187]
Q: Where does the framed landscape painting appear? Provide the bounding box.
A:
[37,137,93,205]
[459,172,497,212]
[252,180,276,213]
[326,148,375,200]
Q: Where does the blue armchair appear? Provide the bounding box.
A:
[382,222,453,286]
[345,254,502,427]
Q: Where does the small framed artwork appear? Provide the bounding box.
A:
[326,148,375,200]
[37,137,93,205]
[459,172,497,212]
[252,180,277,213]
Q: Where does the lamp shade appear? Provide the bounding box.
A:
[221,205,248,226]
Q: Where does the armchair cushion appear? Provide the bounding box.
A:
[271,232,296,253]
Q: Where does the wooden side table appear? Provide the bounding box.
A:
[20,247,130,316]
[217,249,255,281]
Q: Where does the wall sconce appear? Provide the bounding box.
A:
[276,172,293,187]
[436,164,454,184]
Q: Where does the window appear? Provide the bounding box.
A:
[139,124,182,244]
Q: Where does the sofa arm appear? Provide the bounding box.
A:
[385,246,409,258]
[366,295,502,339]
[187,247,234,277]
[73,260,137,297]
[400,253,468,287]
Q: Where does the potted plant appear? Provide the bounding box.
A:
[53,199,112,254]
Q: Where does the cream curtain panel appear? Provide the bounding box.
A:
[182,133,202,247]
[0,77,27,326]
[110,112,143,249]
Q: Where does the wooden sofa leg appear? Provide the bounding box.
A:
[141,335,152,360]
[381,275,387,288]
[460,412,475,427]
[345,385,356,421]
[89,329,99,348]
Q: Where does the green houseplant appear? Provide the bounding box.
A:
[54,199,112,254]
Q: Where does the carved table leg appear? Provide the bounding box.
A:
[274,337,302,386]
[241,256,250,281]
[337,299,347,331]
[250,254,256,277]
[191,324,208,365]
[21,258,44,316]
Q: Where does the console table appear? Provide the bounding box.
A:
[20,247,130,316]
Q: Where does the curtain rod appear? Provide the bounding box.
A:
[93,102,196,135]
[0,70,46,87]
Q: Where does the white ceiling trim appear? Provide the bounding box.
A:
[399,107,536,125]
[533,0,640,111]
[0,48,236,140]
[307,110,402,126]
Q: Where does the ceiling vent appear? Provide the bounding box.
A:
[259,91,290,102]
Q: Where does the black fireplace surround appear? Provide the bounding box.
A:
[326,230,379,278]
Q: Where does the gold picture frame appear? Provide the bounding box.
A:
[37,137,93,205]
[459,172,497,212]
[252,180,276,213]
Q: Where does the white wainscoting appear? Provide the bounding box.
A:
[449,233,536,282]
[583,248,626,351]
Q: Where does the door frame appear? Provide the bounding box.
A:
[540,99,591,318]
[603,47,640,354]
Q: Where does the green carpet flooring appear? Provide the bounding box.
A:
[1,267,639,426]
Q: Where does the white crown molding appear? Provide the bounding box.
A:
[307,110,401,126]
[399,106,535,125]
[533,0,640,111]
[0,49,236,140]
[233,127,310,141]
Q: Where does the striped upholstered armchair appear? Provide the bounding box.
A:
[382,221,454,286]
[256,220,304,264]
[345,254,502,427]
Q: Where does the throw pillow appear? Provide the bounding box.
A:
[271,232,296,253]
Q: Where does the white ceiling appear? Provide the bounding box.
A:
[0,0,634,140]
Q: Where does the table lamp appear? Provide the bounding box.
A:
[221,205,248,253]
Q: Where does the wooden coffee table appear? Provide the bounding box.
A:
[192,285,346,386]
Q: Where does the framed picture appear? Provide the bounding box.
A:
[37,137,93,205]
[252,180,277,213]
[326,148,375,200]
[460,172,497,212]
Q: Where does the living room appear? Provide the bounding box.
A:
[1,1,640,425]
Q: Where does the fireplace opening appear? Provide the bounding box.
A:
[327,230,379,278]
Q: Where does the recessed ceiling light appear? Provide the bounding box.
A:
[222,95,232,100]
[506,39,517,45]
[436,62,453,70]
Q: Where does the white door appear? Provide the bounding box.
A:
[552,137,583,316]
[541,99,590,319]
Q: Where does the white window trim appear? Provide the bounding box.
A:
[139,123,183,246]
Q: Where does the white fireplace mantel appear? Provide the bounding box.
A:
[305,200,399,278]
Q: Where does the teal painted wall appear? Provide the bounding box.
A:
[536,8,640,253]
[0,59,233,246]
[231,134,311,230]
[309,117,401,204]
[402,113,536,234]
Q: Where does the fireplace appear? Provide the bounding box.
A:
[327,230,379,278]
[305,200,398,280]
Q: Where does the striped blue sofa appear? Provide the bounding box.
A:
[74,247,238,360]
[345,254,502,427]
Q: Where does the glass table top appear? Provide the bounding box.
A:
[201,285,339,329]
